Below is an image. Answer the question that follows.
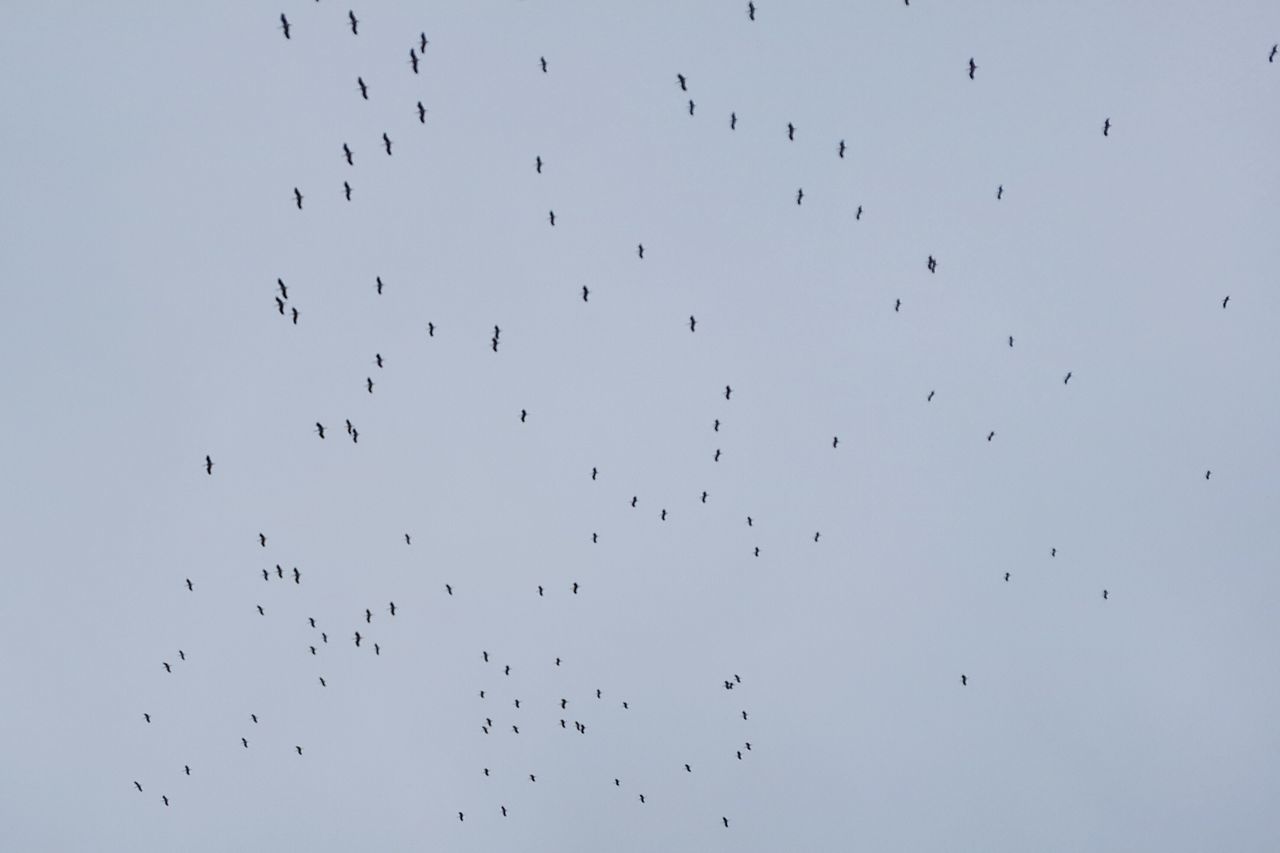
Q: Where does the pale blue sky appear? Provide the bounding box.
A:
[2,2,1278,851]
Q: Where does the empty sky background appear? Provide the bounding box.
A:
[2,2,1279,850]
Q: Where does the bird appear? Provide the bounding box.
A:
[427,322,435,337]
[292,187,304,210]
[275,296,285,315]
[1103,589,1110,600]
[960,674,967,686]
[162,795,169,807]
[275,564,284,579]
[730,112,737,130]
[832,436,839,448]
[639,794,646,803]
[374,353,383,369]
[504,664,510,674]
[796,187,804,205]
[163,662,171,673]
[701,491,708,503]
[572,582,579,594]
[184,765,190,775]
[1103,117,1111,136]
[295,746,303,755]
[855,205,863,220]
[737,750,743,759]
[343,143,353,165]
[382,133,392,155]
[144,713,151,723]
[319,677,326,687]
[787,122,795,140]
[996,185,1004,200]
[279,14,291,39]
[688,315,696,332]
[134,781,143,792]
[529,774,536,782]
[409,48,419,74]
[309,646,316,655]
[1271,44,1278,63]
[688,99,695,115]
[725,385,732,399]
[291,307,298,325]
[293,567,300,584]
[548,210,556,226]
[631,496,638,507]
[742,710,748,720]
[894,298,901,312]
[838,139,846,158]
[347,10,358,34]
[343,181,352,201]
[592,533,598,542]
[1009,336,1014,347]
[677,73,687,91]
[1004,572,1010,581]
[373,644,379,655]
[420,32,429,52]
[356,77,368,99]
[185,578,193,591]
[315,422,325,439]
[814,531,821,542]
[277,278,288,299]
[1205,470,1212,480]
[968,58,977,79]
[746,516,753,526]
[927,390,935,401]
[714,449,721,461]
[354,632,362,647]
[747,1,755,20]
[446,584,453,595]
[389,601,396,615]
[262,569,269,581]
[987,431,995,441]
[753,547,760,557]
[714,419,720,431]
[685,763,692,772]
[459,812,464,822]
[251,714,258,724]
[638,243,645,258]
[1064,372,1073,384]
[1222,295,1230,309]
[538,585,544,596]
[501,806,507,817]
[241,738,249,748]
[416,101,427,123]
[366,377,374,393]
[366,608,372,623]
[540,56,548,72]
[660,509,667,520]
[591,467,598,480]
[256,605,264,615]
[520,409,528,422]
[927,255,937,272]
[536,155,543,173]
[723,817,730,828]
[1051,548,1057,557]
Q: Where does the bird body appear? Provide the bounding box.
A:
[279,14,291,39]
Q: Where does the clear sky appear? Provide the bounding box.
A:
[2,2,1279,851]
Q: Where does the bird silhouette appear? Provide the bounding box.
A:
[446,584,453,595]
[856,205,863,220]
[389,601,396,615]
[204,454,214,474]
[688,100,695,115]
[730,112,737,130]
[742,710,748,720]
[293,567,300,584]
[961,674,967,686]
[927,255,937,272]
[185,578,193,591]
[572,582,579,594]
[1205,470,1212,480]
[548,210,556,226]
[241,738,249,748]
[660,509,667,520]
[382,133,392,155]
[796,188,804,205]
[374,353,383,369]
[295,745,303,755]
[420,32,429,52]
[262,569,269,581]
[409,48,419,74]
[787,122,795,140]
[582,285,589,302]
[459,812,464,822]
[343,143,353,165]
[501,805,507,817]
[279,14,291,39]
[417,101,427,123]
[631,496,638,507]
[737,750,743,759]
[838,139,846,158]
[315,422,325,439]
[1103,117,1111,136]
[591,467,598,480]
[714,419,720,431]
[638,243,645,258]
[1271,44,1278,63]
[987,431,995,441]
[291,307,298,325]
[639,794,646,803]
[996,185,1004,200]
[275,296,285,315]
[343,181,352,201]
[356,77,368,99]
[714,449,721,461]
[293,188,303,209]
[927,390,935,401]
[251,714,258,724]
[347,10,358,34]
[701,491,708,503]
[163,662,171,673]
[366,377,374,393]
[538,585,544,596]
[134,781,143,792]
[366,608,372,623]
[520,409,528,422]
[747,1,755,20]
[256,605,264,615]
[689,315,697,332]
[1222,295,1230,309]
[354,632,362,647]
[184,765,190,775]
[894,298,901,312]
[144,713,151,723]
[1051,548,1057,557]
[319,676,326,686]
[832,436,839,448]
[162,795,169,806]
[275,564,283,579]
[1064,372,1073,384]
[968,58,977,79]
[1103,590,1110,600]
[725,385,732,399]
[677,73,687,91]
[535,155,543,174]
[427,322,435,337]
[540,56,547,72]
[753,547,760,557]
[277,278,288,298]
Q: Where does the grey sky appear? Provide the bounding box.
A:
[2,2,1279,851]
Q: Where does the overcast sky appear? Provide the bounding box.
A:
[2,2,1279,851]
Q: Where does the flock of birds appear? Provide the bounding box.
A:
[130,0,1273,835]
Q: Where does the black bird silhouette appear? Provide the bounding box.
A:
[1051,548,1056,557]
[968,58,977,79]
[251,714,258,724]
[1004,572,1010,582]
[1103,117,1111,136]
[714,449,721,461]
[677,73,687,91]
[538,585,544,596]
[409,48,419,74]
[814,531,821,542]
[293,567,300,584]
[374,644,380,655]
[996,184,1004,200]
[184,765,190,775]
[491,337,499,352]
[689,315,697,332]
[927,390,935,402]
[1271,44,1278,62]
[832,436,839,448]
[315,422,326,438]
[856,204,863,220]
[520,409,528,422]
[319,676,326,686]
[343,143,353,165]
[548,210,556,226]
[753,547,760,557]
[572,582,579,594]
[205,455,214,475]
[894,298,901,312]
[262,568,269,581]
[535,155,543,173]
[366,377,374,393]
[631,496,638,507]
[357,77,368,99]
[366,608,372,623]
[162,795,169,806]
[446,584,453,595]
[701,491,708,503]
[458,812,464,822]
[638,243,645,258]
[259,532,267,547]
[277,278,288,298]
[1222,295,1230,309]
[293,188,303,209]
[354,631,362,647]
[742,710,748,720]
[1009,335,1014,347]
[279,14,291,39]
[838,139,846,158]
[787,122,795,140]
[163,662,171,673]
[592,532,598,542]
[796,188,804,205]
[343,181,352,201]
[529,774,536,782]
[427,322,435,336]
[737,750,743,759]
[582,285,589,302]
[276,296,285,315]
[725,385,732,399]
[242,738,249,748]
[1103,590,1110,599]
[592,467,598,480]
[185,578,193,591]
[375,353,383,368]
[688,99,695,115]
[257,605,264,615]
[389,601,396,616]
[276,564,284,579]
[927,255,937,272]
[1205,470,1212,480]
[296,745,303,755]
[746,516,752,526]
[730,112,737,130]
[660,509,667,520]
[639,794,646,803]
[291,307,298,325]
[747,1,755,20]
[714,419,720,431]
[501,806,507,817]
[309,646,316,655]
[309,617,316,629]
[417,101,427,123]
[347,10,358,34]
[1064,372,1073,384]
[540,56,548,72]
[987,431,995,441]
[420,32,429,52]
[961,674,967,686]
[382,133,392,155]
[144,713,151,723]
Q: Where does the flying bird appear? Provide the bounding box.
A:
[184,765,190,775]
[163,662,171,673]
[347,10,358,34]
[427,322,435,336]
[540,56,547,72]
[572,582,579,594]
[279,13,291,39]
[366,377,374,393]
[894,298,901,312]
[276,296,285,315]
[787,122,795,140]
[968,58,977,79]
[409,48,419,74]
[1004,572,1010,582]
[996,184,1003,200]
[1009,336,1014,347]
[144,713,151,723]
[796,188,804,205]
[420,32,429,52]
[366,608,372,623]
[257,605,264,615]
[548,210,556,226]
[1064,372,1073,384]
[205,455,214,475]
[1271,44,1278,62]
[701,491,708,503]
[1103,117,1111,136]
[134,781,143,792]
[747,1,755,20]
[1222,295,1230,308]
[382,133,392,155]
[1103,590,1110,599]
[277,278,288,298]
[342,143,353,165]
[987,431,995,441]
[838,139,846,158]
[291,307,298,325]
[446,584,453,595]
[293,188,303,209]
[251,714,258,724]
[319,676,326,686]
[417,101,427,123]
[592,467,598,480]
[638,243,645,258]
[688,100,695,115]
[725,385,732,399]
[343,181,352,201]
[730,112,737,130]
[357,77,368,99]
[520,409,528,422]
[389,601,396,616]
[242,738,249,748]
[927,390,935,401]
[162,795,169,807]
[185,578,193,591]
[677,73,687,91]
[1205,470,1212,480]
[961,674,968,686]
[354,632,362,647]
[315,422,325,438]
[714,449,721,461]
[295,746,303,755]
[536,155,543,173]
[832,436,838,448]
[293,567,300,584]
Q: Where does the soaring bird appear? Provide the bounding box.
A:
[927,390,935,401]
[162,795,169,806]
[968,58,977,79]
[427,322,435,337]
[1222,295,1230,309]
[838,139,846,158]
[796,188,804,205]
[1051,548,1057,557]
[814,531,821,541]
[357,77,368,99]
[185,578,193,591]
[1271,44,1278,62]
[366,608,372,623]
[389,601,396,616]
[409,48,419,74]
[417,101,427,123]
[730,112,737,130]
[262,569,269,581]
[592,467,598,480]
[689,315,696,332]
[960,674,967,686]
[1103,117,1111,136]
[987,431,995,441]
[1009,336,1014,347]
[677,73,687,91]
[1004,572,1010,582]
[753,547,760,557]
[746,516,753,526]
[296,746,303,755]
[631,496,638,507]
[134,781,143,792]
[291,307,298,325]
[374,644,380,655]
[163,662,171,673]
[688,99,695,115]
[639,794,646,804]
[747,1,755,20]
[374,353,383,369]
[855,204,863,220]
[241,738,249,748]
[315,422,326,438]
[293,188,303,209]
[276,296,285,315]
[309,646,316,655]
[660,509,667,520]
[638,243,645,258]
[293,567,300,584]
[1063,372,1073,384]
[701,491,708,503]
[420,32,429,52]
[501,805,507,817]
[275,564,284,579]
[520,409,528,422]
[927,255,937,272]
[548,210,556,226]
[257,605,264,615]
[540,56,547,72]
[787,122,795,140]
[446,584,453,595]
[251,714,258,724]
[538,585,544,596]
[714,418,720,431]
[1205,470,1212,480]
[354,632,362,647]
[319,677,326,686]
[894,298,901,312]
[459,812,464,822]
[184,765,190,775]
[1103,590,1109,599]
[343,143,353,165]
[742,710,748,720]
[205,455,214,475]
[144,713,151,723]
[343,181,352,201]
[492,337,499,352]
[725,385,732,399]
[366,377,374,393]
[382,133,392,155]
[347,10,358,34]
[714,449,721,461]
[572,582,579,594]
[277,278,288,298]
[832,436,839,448]
[536,155,543,173]
[279,14,291,39]
[723,817,730,827]
[996,184,1003,200]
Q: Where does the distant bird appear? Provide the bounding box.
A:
[458,812,464,822]
[309,646,316,655]
[503,664,509,674]
[366,377,374,393]
[420,32,429,52]
[838,139,846,158]
[685,763,692,772]
[1222,295,1230,309]
[162,795,169,807]
[814,531,820,541]
[260,533,268,546]
[787,122,795,140]
[446,584,453,595]
[521,409,527,422]
[638,243,645,258]
[1009,336,1014,347]
[293,188,303,209]
[968,58,977,79]
[241,738,249,748]
[540,56,548,73]
[343,181,352,201]
[315,422,325,439]
[592,467,598,480]
[409,48,419,74]
[987,431,995,441]
[832,436,839,448]
[277,278,288,298]
[747,1,755,20]
[927,390,935,401]
[725,385,732,399]
[687,315,697,332]
[347,10,358,34]
[960,674,967,686]
[714,449,721,461]
[309,617,316,628]
[796,188,804,205]
[134,781,143,792]
[501,806,507,817]
[746,516,753,526]
[417,101,427,123]
[427,322,435,336]
[1205,470,1212,480]
[357,77,368,100]
[538,585,544,596]
[1064,372,1072,384]
[1271,44,1278,63]
[855,204,863,220]
[354,631,362,647]
[389,601,396,616]
[382,133,392,155]
[293,567,300,584]
[276,296,285,315]
[927,255,937,272]
[549,210,556,226]
[291,307,298,325]
[894,298,901,312]
[754,547,760,557]
[184,765,190,775]
[677,73,687,91]
[592,533,598,542]
[1103,117,1111,136]
[251,714,258,724]
[742,710,748,720]
[730,112,737,130]
[296,746,303,755]
[1103,590,1109,599]
[631,496,638,507]
[536,155,543,173]
[529,774,536,782]
[572,582,579,594]
[319,677,326,687]
[996,185,1004,200]
[375,353,383,368]
[163,662,171,673]
[512,725,519,733]
[701,491,708,503]
[275,564,283,579]
[714,419,720,431]
[639,794,646,803]
[342,143,353,166]
[144,713,151,723]
[1004,572,1010,582]
[660,509,667,520]
[688,99,695,115]
[262,569,269,581]
[737,750,743,759]
[279,13,291,39]
[723,817,730,828]
[366,608,372,623]
[185,578,193,591]
[350,428,358,442]
[256,605,264,615]
[1051,548,1057,557]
